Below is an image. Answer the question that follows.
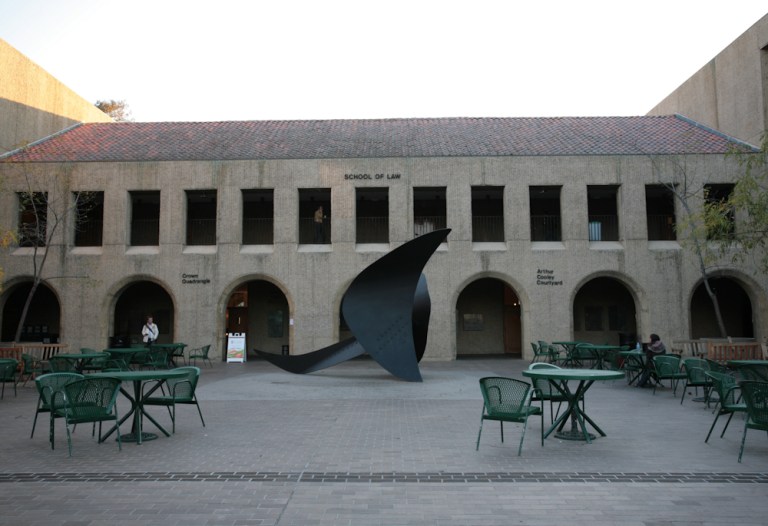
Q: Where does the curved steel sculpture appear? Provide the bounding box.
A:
[255,228,450,381]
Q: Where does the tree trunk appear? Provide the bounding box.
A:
[13,278,40,342]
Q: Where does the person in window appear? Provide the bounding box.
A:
[142,315,159,346]
[637,333,666,387]
[313,205,326,243]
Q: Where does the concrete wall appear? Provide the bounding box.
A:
[1,153,765,363]
[648,13,768,145]
[0,39,111,153]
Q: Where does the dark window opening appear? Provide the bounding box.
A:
[587,185,619,241]
[186,190,217,245]
[471,186,504,242]
[299,188,331,244]
[242,189,274,245]
[130,191,160,246]
[17,192,47,247]
[413,187,447,236]
[529,186,561,241]
[645,185,676,241]
[74,191,104,247]
[356,188,388,243]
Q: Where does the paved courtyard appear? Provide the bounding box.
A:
[1,356,767,525]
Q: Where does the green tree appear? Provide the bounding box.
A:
[95,99,133,122]
[702,134,768,272]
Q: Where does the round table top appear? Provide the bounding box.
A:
[91,369,188,381]
[105,348,149,355]
[522,368,624,381]
[618,350,645,356]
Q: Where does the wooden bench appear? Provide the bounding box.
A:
[706,341,763,364]
[0,347,23,361]
[17,343,69,362]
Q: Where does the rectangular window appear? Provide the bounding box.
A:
[645,185,676,241]
[413,187,446,236]
[587,185,619,241]
[74,191,104,247]
[17,192,47,247]
[529,186,561,241]
[186,190,217,245]
[299,188,331,244]
[130,191,160,246]
[704,184,735,240]
[356,188,389,243]
[242,189,274,245]
[471,186,504,242]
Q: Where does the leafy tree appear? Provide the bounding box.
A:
[702,134,768,272]
[95,99,133,122]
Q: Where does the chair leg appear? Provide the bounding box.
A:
[195,399,206,427]
[499,421,504,444]
[476,415,484,451]
[518,419,528,456]
[720,412,736,439]
[705,411,722,443]
[739,421,749,463]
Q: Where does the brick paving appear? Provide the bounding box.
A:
[1,357,767,525]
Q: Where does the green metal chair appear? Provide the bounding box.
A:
[680,358,712,406]
[144,347,170,369]
[19,353,44,385]
[0,359,19,399]
[188,344,213,367]
[652,355,686,396]
[171,343,187,366]
[78,348,108,372]
[476,376,542,456]
[736,363,768,382]
[31,372,84,441]
[528,363,568,424]
[48,356,77,373]
[738,381,768,463]
[142,366,205,433]
[52,377,122,457]
[704,371,746,443]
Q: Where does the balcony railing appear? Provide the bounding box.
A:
[75,219,103,246]
[130,219,159,246]
[299,217,332,244]
[472,216,504,242]
[414,215,447,236]
[356,216,388,243]
[243,218,274,245]
[186,219,216,245]
[530,215,561,241]
[587,215,619,241]
[646,214,676,241]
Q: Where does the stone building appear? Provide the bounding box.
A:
[0,117,763,361]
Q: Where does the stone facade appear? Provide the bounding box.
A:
[648,13,768,145]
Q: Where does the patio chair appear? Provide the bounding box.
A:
[0,359,19,399]
[19,353,44,385]
[52,377,122,456]
[528,363,567,424]
[738,381,768,463]
[680,358,712,406]
[48,356,77,373]
[31,372,84,441]
[652,355,686,396]
[476,376,542,456]
[171,343,187,366]
[144,347,170,369]
[142,366,205,433]
[188,344,212,367]
[736,363,768,382]
[704,371,746,443]
[78,348,108,372]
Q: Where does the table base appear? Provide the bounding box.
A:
[119,431,158,443]
[556,429,596,441]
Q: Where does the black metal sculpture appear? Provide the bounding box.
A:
[255,228,450,381]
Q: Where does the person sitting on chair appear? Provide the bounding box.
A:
[637,333,666,387]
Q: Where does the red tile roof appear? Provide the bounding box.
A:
[1,116,752,163]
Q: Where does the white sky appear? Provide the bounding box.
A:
[1,0,766,122]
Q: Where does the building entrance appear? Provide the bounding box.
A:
[456,278,522,357]
[112,281,174,346]
[1,281,61,342]
[226,280,289,358]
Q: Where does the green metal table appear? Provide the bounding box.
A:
[618,350,647,385]
[51,352,108,373]
[727,360,768,382]
[522,368,624,443]
[92,369,187,444]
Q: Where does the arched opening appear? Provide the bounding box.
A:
[226,280,289,357]
[691,277,753,338]
[573,276,637,346]
[1,281,61,342]
[112,281,174,346]
[456,278,522,357]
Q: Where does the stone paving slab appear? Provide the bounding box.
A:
[1,357,767,525]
